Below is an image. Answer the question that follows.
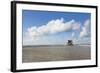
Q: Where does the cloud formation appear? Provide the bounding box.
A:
[25,18,80,37]
[72,32,75,38]
[79,19,90,38]
[23,18,91,45]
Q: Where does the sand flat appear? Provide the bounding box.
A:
[22,45,91,63]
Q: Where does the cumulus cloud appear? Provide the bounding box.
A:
[79,19,90,38]
[25,18,80,37]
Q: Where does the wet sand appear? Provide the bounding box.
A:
[22,45,91,63]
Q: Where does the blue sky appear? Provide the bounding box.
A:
[22,10,91,45]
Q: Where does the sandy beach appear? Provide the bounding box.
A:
[22,45,91,63]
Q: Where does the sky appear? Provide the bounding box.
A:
[22,10,91,45]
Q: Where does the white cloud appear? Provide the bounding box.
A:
[72,32,75,38]
[23,18,91,45]
[72,22,80,30]
[25,18,80,38]
[79,19,90,38]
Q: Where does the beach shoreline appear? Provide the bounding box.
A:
[22,45,91,63]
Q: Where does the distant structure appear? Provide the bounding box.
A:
[67,40,73,46]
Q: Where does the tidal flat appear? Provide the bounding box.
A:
[22,45,91,63]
